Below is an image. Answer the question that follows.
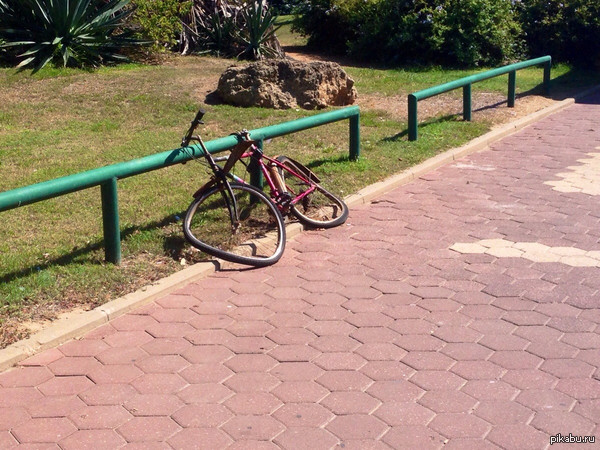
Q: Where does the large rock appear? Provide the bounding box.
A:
[217,59,357,109]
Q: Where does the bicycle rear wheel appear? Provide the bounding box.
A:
[183,182,286,267]
[277,156,349,228]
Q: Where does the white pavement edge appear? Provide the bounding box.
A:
[1,86,598,371]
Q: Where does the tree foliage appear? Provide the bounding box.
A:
[516,0,600,68]
[293,0,600,67]
[132,0,192,51]
[0,0,145,71]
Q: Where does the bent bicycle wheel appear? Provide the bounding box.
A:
[276,156,349,228]
[183,182,286,267]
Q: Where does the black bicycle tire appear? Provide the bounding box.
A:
[183,182,286,267]
[276,155,349,228]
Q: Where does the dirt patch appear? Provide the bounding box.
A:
[357,90,557,127]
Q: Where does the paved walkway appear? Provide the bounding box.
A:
[1,93,600,449]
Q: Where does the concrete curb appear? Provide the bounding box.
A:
[0,261,217,372]
[1,86,597,371]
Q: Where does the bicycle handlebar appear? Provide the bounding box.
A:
[181,108,206,147]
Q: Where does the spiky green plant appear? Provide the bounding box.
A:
[0,0,145,72]
[236,0,280,59]
[180,0,283,59]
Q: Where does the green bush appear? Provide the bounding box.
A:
[293,0,523,67]
[517,0,600,68]
[292,0,356,54]
[132,0,192,51]
[0,0,145,72]
[431,0,523,66]
[347,0,441,64]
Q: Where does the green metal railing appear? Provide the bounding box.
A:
[408,56,552,141]
[0,106,360,264]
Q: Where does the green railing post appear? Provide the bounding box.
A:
[100,177,121,264]
[250,139,264,190]
[407,56,551,141]
[508,70,516,107]
[349,113,360,160]
[543,59,551,95]
[463,84,472,121]
[408,94,418,141]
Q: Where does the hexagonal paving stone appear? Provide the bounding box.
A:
[0,407,30,430]
[271,381,329,403]
[419,390,478,414]
[27,395,86,418]
[320,391,380,415]
[117,416,181,442]
[313,352,366,371]
[516,389,576,412]
[224,372,280,393]
[273,403,334,427]
[37,376,94,397]
[180,345,233,364]
[374,401,435,427]
[176,383,233,404]
[124,394,184,416]
[223,392,282,415]
[134,355,189,374]
[0,366,53,388]
[326,414,388,440]
[170,403,233,428]
[68,405,133,429]
[59,429,126,449]
[221,415,285,441]
[367,380,424,403]
[224,354,278,373]
[79,384,138,406]
[131,373,187,395]
[179,364,233,384]
[12,418,77,444]
[486,424,550,450]
[316,371,373,392]
[168,427,233,449]
[274,427,339,450]
[530,410,595,436]
[429,413,491,439]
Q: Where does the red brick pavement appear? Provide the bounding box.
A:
[1,92,600,448]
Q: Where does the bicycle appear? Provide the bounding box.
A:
[180,109,349,267]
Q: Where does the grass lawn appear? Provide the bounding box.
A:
[0,27,598,346]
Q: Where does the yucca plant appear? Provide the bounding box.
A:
[180,0,283,59]
[236,0,281,59]
[0,0,145,72]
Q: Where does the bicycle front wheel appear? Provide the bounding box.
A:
[277,156,349,228]
[183,182,286,267]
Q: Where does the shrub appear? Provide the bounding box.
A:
[294,0,524,67]
[517,0,600,67]
[347,0,441,64]
[270,0,302,14]
[132,0,192,51]
[292,0,356,54]
[0,0,145,72]
[430,0,524,66]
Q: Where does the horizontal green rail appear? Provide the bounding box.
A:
[408,56,552,141]
[0,106,360,264]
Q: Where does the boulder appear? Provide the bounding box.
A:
[217,59,357,109]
